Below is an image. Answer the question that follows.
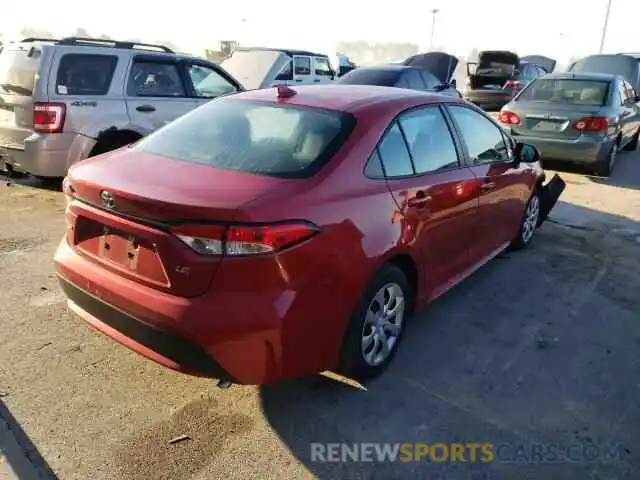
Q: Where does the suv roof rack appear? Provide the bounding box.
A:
[56,37,174,53]
[21,37,60,43]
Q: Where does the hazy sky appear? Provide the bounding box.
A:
[3,0,639,63]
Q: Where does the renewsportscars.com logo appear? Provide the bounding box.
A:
[310,442,628,464]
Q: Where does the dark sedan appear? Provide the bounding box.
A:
[336,65,461,98]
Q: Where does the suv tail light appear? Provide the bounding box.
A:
[33,102,66,133]
[497,111,522,126]
[572,116,608,133]
[172,222,319,257]
[503,80,524,89]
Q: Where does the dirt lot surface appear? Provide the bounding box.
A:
[1,151,639,480]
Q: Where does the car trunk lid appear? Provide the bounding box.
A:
[66,148,294,297]
[506,102,606,140]
[403,51,459,84]
[467,51,519,90]
[220,50,290,90]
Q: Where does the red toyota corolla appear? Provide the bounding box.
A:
[54,84,565,386]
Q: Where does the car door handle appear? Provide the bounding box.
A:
[136,105,156,113]
[480,181,496,190]
[295,79,303,82]
[407,194,432,208]
[313,79,321,83]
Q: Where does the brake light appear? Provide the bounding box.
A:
[572,116,608,133]
[503,80,523,89]
[33,102,66,133]
[172,222,318,256]
[497,111,522,126]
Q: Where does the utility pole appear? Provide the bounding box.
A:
[599,0,613,53]
[429,9,439,50]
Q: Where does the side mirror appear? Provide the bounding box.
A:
[450,79,457,89]
[635,95,640,103]
[513,142,540,164]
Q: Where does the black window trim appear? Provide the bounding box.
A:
[183,59,242,99]
[363,102,468,180]
[442,103,512,167]
[55,52,119,97]
[126,55,189,99]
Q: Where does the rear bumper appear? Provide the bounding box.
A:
[58,275,236,381]
[54,234,355,385]
[510,133,613,164]
[1,132,86,178]
[463,90,513,110]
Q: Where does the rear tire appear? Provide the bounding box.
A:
[337,264,411,382]
[594,141,618,177]
[623,128,639,151]
[510,187,541,250]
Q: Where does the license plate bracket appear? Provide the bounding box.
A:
[533,121,563,132]
[99,227,140,269]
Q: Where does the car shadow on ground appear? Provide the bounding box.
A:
[0,400,58,479]
[259,202,640,479]
[0,170,62,192]
[543,150,640,192]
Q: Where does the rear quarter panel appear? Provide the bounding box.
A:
[226,100,427,376]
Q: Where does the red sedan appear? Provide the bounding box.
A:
[54,85,565,386]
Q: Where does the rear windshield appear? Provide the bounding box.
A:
[336,69,400,86]
[570,56,635,84]
[516,78,611,106]
[0,45,42,96]
[133,99,354,178]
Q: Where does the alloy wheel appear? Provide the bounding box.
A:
[522,194,540,244]
[361,282,405,366]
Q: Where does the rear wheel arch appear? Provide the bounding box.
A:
[89,128,143,157]
[385,254,419,314]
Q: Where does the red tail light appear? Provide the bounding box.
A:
[503,80,523,89]
[497,111,522,126]
[33,102,66,133]
[572,116,608,133]
[172,222,319,256]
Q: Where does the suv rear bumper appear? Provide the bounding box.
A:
[1,133,85,178]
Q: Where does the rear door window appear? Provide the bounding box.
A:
[0,44,44,96]
[55,54,118,96]
[398,107,460,173]
[133,99,353,178]
[365,122,414,177]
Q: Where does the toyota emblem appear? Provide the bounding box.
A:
[100,190,116,209]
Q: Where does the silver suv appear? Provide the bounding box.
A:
[0,37,243,179]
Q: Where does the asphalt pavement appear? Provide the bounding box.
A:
[1,149,639,480]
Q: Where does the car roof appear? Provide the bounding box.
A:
[232,84,455,114]
[236,47,328,58]
[354,65,416,72]
[542,72,618,81]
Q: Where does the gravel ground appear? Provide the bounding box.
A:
[1,150,639,480]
